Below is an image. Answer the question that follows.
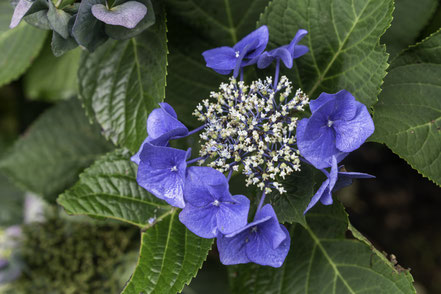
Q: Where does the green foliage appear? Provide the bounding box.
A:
[270,164,325,226]
[24,44,81,102]
[58,149,171,227]
[0,99,113,202]
[381,0,437,58]
[165,0,268,126]
[0,173,24,227]
[122,211,213,294]
[0,1,47,87]
[58,150,213,294]
[13,218,138,294]
[228,204,416,294]
[372,29,441,186]
[258,0,392,107]
[78,1,167,152]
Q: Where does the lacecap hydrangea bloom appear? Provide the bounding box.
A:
[133,25,375,268]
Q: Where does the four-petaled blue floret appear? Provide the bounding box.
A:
[179,166,250,238]
[133,26,375,268]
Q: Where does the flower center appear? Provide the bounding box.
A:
[193,76,309,194]
[327,120,334,127]
[212,200,220,206]
[235,51,240,58]
[170,166,178,172]
[251,226,258,233]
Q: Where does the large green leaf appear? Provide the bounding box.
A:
[381,0,437,58]
[122,211,213,294]
[58,150,213,294]
[165,0,268,126]
[258,0,393,107]
[0,1,47,87]
[269,164,324,226]
[0,99,113,202]
[24,44,81,102]
[229,204,416,294]
[371,30,441,186]
[0,173,24,227]
[58,149,170,227]
[78,1,167,152]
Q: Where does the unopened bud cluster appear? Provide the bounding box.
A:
[193,76,309,194]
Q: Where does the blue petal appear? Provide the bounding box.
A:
[233,26,269,60]
[293,45,309,58]
[184,166,229,207]
[10,0,33,28]
[309,90,357,121]
[179,203,218,238]
[216,195,250,235]
[131,137,149,165]
[253,204,286,248]
[297,118,348,169]
[246,224,291,268]
[91,1,147,29]
[202,46,237,71]
[217,230,251,265]
[288,29,308,54]
[256,51,274,69]
[147,103,188,140]
[327,156,339,191]
[333,102,375,152]
[304,179,329,214]
[334,171,375,191]
[137,144,187,208]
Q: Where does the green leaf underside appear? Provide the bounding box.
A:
[372,29,441,186]
[165,0,268,126]
[0,99,113,202]
[78,1,167,152]
[58,149,170,227]
[270,164,325,226]
[0,1,47,87]
[122,211,213,294]
[229,204,415,294]
[24,45,81,102]
[258,0,393,107]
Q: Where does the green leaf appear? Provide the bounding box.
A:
[381,0,437,58]
[165,0,268,126]
[0,173,24,227]
[258,0,393,107]
[229,204,416,294]
[58,149,171,227]
[78,1,167,152]
[0,1,47,87]
[122,211,213,294]
[24,44,81,102]
[0,99,113,202]
[270,164,324,226]
[371,30,441,186]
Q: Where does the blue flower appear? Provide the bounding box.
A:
[257,29,309,69]
[136,143,190,208]
[296,90,375,169]
[179,166,250,238]
[202,26,269,77]
[217,204,290,268]
[304,156,375,213]
[131,102,188,165]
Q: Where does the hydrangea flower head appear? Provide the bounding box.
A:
[193,76,309,194]
[257,29,309,69]
[136,143,190,208]
[217,204,290,267]
[296,90,375,169]
[202,26,269,77]
[131,102,188,164]
[179,166,250,238]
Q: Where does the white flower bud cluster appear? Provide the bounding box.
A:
[193,76,309,194]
